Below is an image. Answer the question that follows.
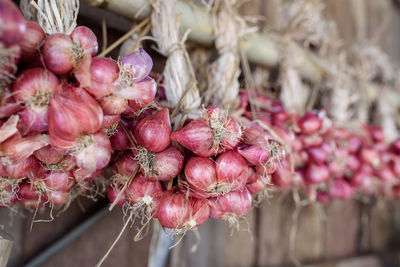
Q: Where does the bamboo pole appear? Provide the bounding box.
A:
[83,0,327,83]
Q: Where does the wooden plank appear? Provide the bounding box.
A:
[224,209,256,267]
[0,230,13,267]
[369,199,394,252]
[325,200,361,259]
[257,192,292,266]
[40,207,151,267]
[169,219,227,267]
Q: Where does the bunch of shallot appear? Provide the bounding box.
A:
[106,97,282,235]
[239,90,400,202]
[0,0,156,213]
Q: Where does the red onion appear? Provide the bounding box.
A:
[359,147,380,169]
[304,163,330,184]
[0,133,49,164]
[209,188,252,220]
[298,111,322,135]
[119,48,153,82]
[107,185,127,207]
[157,191,190,229]
[41,34,75,74]
[186,197,210,227]
[133,108,171,152]
[18,182,48,209]
[237,145,270,166]
[20,22,45,61]
[242,128,269,147]
[70,26,98,57]
[185,157,217,197]
[13,68,59,103]
[73,131,111,173]
[42,171,75,192]
[101,115,120,130]
[49,86,103,151]
[114,151,138,177]
[99,94,128,115]
[74,167,104,183]
[346,154,361,173]
[139,146,184,181]
[255,162,277,176]
[246,167,258,184]
[247,174,269,195]
[271,170,292,191]
[391,138,400,154]
[125,174,163,216]
[171,119,217,157]
[48,191,70,207]
[0,0,26,46]
[85,57,119,99]
[110,124,130,151]
[306,142,332,165]
[215,151,248,192]
[34,145,64,165]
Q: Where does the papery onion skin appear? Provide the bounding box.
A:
[34,145,64,164]
[157,191,190,229]
[0,114,18,143]
[0,133,49,164]
[171,119,217,157]
[133,108,171,152]
[0,89,22,119]
[142,146,184,181]
[113,77,157,107]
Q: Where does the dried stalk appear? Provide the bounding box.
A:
[205,0,241,110]
[151,0,201,123]
[21,0,79,34]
